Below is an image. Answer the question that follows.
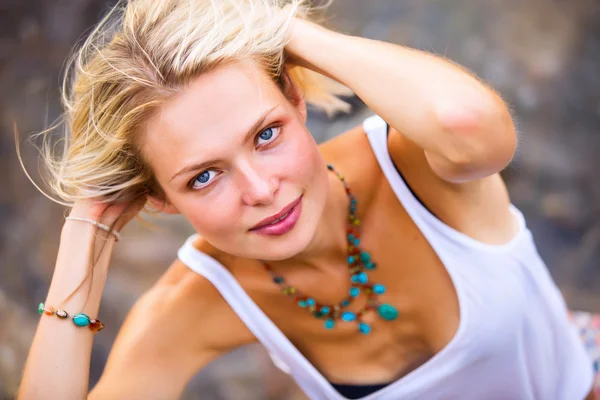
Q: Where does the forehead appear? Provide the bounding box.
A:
[142,61,285,178]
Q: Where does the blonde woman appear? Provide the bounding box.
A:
[17,0,598,399]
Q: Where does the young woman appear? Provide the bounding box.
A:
[17,0,597,399]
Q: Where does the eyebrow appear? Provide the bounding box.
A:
[169,105,280,183]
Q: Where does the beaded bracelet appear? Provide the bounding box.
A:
[64,216,121,241]
[38,302,104,333]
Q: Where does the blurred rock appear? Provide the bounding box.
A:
[1,0,599,398]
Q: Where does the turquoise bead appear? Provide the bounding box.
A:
[341,312,356,322]
[358,323,371,335]
[37,302,44,315]
[298,300,307,307]
[306,298,316,306]
[356,272,368,284]
[378,304,399,321]
[320,164,401,334]
[373,284,386,295]
[73,313,90,327]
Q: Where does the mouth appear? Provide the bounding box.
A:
[249,195,303,236]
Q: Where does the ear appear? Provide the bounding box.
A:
[148,195,180,214]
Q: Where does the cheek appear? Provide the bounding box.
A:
[182,195,240,240]
[276,128,329,225]
[275,127,325,185]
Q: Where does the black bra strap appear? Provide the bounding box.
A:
[384,122,437,217]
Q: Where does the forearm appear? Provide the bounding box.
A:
[287,21,516,179]
[18,222,115,399]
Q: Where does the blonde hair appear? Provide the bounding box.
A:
[20,0,351,209]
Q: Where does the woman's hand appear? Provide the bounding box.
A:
[68,197,146,233]
[284,18,336,73]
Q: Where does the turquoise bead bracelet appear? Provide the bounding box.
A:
[38,302,104,333]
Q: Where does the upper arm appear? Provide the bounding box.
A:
[387,126,492,197]
[89,261,252,399]
[386,127,519,244]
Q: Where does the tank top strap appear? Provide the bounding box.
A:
[176,235,290,361]
[176,234,343,399]
[362,115,448,242]
[362,114,527,253]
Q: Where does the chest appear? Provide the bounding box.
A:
[213,172,542,389]
[244,183,465,382]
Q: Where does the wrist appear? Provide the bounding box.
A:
[60,217,117,249]
[67,197,144,234]
[64,216,121,242]
[67,202,120,227]
[286,19,353,84]
[51,222,113,311]
[285,18,342,70]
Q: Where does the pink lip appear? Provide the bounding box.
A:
[250,196,303,236]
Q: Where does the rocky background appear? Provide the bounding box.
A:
[1,0,599,399]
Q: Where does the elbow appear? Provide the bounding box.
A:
[431,91,517,182]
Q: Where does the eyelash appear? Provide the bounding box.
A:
[188,125,282,190]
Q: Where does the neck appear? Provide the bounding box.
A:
[269,171,350,271]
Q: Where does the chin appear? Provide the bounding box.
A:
[264,228,315,261]
[250,194,325,261]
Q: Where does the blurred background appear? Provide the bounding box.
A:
[1,0,599,399]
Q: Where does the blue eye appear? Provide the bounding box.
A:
[256,126,281,145]
[197,171,210,183]
[192,170,217,189]
[260,129,273,141]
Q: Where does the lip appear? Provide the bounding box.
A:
[249,195,303,236]
[251,195,302,230]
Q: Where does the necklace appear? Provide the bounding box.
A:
[262,164,399,335]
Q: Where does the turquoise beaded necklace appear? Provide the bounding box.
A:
[262,164,399,335]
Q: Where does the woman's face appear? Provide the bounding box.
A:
[142,61,329,260]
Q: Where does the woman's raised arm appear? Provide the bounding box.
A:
[286,19,516,183]
[17,202,140,399]
[18,201,242,399]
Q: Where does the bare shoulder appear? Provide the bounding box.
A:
[318,121,518,244]
[150,254,257,352]
[386,126,518,243]
[90,250,255,399]
[116,256,254,356]
[319,123,384,208]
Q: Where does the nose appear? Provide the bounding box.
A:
[237,161,278,206]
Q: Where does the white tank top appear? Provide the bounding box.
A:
[177,115,594,400]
